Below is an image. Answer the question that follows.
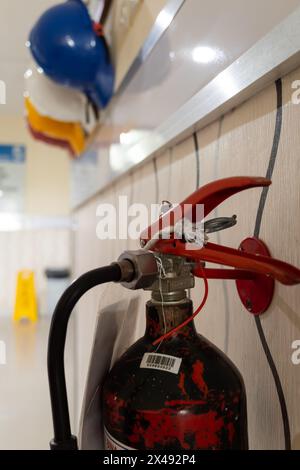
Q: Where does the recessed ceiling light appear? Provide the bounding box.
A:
[192,46,219,64]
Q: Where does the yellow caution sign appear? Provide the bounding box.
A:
[13,270,38,323]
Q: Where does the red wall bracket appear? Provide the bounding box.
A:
[236,238,275,316]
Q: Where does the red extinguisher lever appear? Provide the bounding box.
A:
[141,176,300,315]
[140,176,270,243]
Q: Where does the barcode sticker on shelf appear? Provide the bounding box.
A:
[140,352,182,374]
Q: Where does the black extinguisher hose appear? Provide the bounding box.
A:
[47,263,123,450]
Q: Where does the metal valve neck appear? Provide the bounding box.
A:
[146,254,195,304]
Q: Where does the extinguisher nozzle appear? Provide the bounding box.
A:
[117,250,159,290]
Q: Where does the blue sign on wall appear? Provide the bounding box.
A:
[0,145,26,213]
[0,145,26,163]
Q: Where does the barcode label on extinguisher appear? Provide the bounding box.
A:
[140,353,182,374]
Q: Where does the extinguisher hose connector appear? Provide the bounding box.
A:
[47,262,131,451]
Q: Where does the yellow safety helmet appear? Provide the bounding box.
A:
[25,97,86,156]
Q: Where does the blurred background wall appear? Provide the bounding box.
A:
[0,116,71,317]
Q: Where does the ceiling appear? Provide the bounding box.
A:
[0,0,60,116]
[107,0,300,131]
[1,0,300,121]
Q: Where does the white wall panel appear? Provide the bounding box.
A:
[73,64,300,449]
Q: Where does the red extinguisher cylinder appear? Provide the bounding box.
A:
[102,297,248,450]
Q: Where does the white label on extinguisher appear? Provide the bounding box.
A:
[104,427,136,450]
[140,352,182,374]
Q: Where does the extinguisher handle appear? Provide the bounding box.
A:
[141,175,300,286]
[140,176,270,245]
[151,239,300,285]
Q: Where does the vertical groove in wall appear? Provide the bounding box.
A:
[129,170,135,207]
[213,116,230,354]
[254,79,283,237]
[190,133,201,300]
[70,226,78,432]
[193,132,200,190]
[153,157,159,205]
[213,116,224,180]
[167,147,173,200]
[252,78,291,450]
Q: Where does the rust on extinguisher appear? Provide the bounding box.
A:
[102,299,248,450]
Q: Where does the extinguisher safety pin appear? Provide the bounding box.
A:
[155,256,167,279]
[204,215,237,234]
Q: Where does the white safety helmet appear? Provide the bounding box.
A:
[24,62,98,134]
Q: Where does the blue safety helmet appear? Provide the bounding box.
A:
[28,0,114,109]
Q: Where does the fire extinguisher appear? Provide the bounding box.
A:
[47,176,300,450]
[102,252,248,450]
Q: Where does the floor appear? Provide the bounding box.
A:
[0,317,75,450]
